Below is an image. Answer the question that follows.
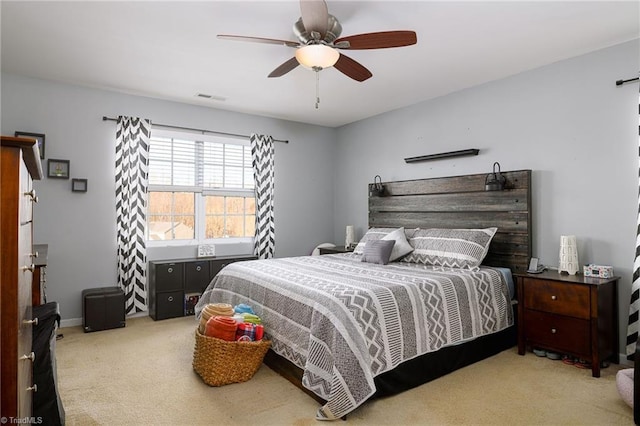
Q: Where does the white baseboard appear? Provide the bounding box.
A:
[60,311,149,329]
[619,353,633,367]
[60,318,82,328]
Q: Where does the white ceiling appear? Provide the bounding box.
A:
[1,1,638,128]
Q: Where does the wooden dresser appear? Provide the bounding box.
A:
[1,136,43,418]
[515,270,619,377]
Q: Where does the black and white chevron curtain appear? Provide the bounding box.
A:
[250,134,275,259]
[627,82,640,359]
[115,116,151,315]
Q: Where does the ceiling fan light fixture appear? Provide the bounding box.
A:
[295,44,339,69]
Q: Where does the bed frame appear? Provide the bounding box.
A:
[264,169,533,405]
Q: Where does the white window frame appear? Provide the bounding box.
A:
[146,128,255,247]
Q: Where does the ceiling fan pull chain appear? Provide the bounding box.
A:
[315,69,320,109]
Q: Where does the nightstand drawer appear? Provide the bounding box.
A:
[523,279,589,319]
[524,310,590,355]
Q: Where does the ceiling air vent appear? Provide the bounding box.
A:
[195,93,226,101]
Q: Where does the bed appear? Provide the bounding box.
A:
[195,169,532,420]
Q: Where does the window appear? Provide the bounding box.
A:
[147,129,255,244]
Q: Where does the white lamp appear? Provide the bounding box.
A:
[295,45,340,69]
[558,235,579,275]
[345,225,355,249]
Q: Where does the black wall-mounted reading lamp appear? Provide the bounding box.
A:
[369,175,385,197]
[485,162,506,191]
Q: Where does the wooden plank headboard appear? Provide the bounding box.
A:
[368,169,532,273]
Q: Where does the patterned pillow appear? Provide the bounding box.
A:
[401,227,498,270]
[353,227,418,254]
[361,240,396,265]
[352,228,398,254]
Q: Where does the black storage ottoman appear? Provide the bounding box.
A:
[82,287,126,332]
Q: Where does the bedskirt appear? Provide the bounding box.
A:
[263,322,516,403]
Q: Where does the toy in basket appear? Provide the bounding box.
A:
[192,303,270,386]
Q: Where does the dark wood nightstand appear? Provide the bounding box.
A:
[318,245,355,255]
[515,270,619,377]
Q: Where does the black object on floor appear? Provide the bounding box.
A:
[82,286,126,332]
[32,301,65,426]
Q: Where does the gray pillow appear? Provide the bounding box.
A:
[352,227,397,254]
[361,239,396,265]
[353,227,418,254]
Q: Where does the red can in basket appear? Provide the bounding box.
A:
[236,322,255,341]
[254,324,264,341]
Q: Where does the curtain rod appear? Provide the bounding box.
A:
[102,116,288,144]
[615,77,639,86]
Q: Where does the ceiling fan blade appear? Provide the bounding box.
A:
[335,31,417,50]
[333,53,372,82]
[217,34,300,48]
[268,57,300,78]
[300,0,328,38]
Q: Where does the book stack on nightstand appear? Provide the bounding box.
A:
[515,270,619,377]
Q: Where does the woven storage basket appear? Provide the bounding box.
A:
[193,329,271,386]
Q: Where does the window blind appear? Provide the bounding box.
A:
[148,134,254,191]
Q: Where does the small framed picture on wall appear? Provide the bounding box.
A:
[15,131,45,159]
[72,178,88,193]
[47,159,70,179]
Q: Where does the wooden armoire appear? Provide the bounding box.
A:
[1,136,43,418]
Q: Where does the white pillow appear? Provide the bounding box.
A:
[381,227,414,262]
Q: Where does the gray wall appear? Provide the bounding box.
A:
[1,74,337,321]
[333,39,640,356]
[3,38,638,355]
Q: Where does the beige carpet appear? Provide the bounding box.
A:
[56,316,633,425]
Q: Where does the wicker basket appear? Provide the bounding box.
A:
[192,329,271,386]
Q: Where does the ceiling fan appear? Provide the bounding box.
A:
[218,0,417,82]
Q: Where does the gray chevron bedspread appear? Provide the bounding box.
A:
[195,253,513,420]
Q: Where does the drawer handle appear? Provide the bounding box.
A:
[22,264,35,272]
[26,384,38,393]
[196,265,202,272]
[24,189,38,203]
[20,352,35,362]
[168,267,173,273]
[551,295,557,301]
[168,296,174,302]
[30,251,39,258]
[23,318,38,326]
[551,328,557,334]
